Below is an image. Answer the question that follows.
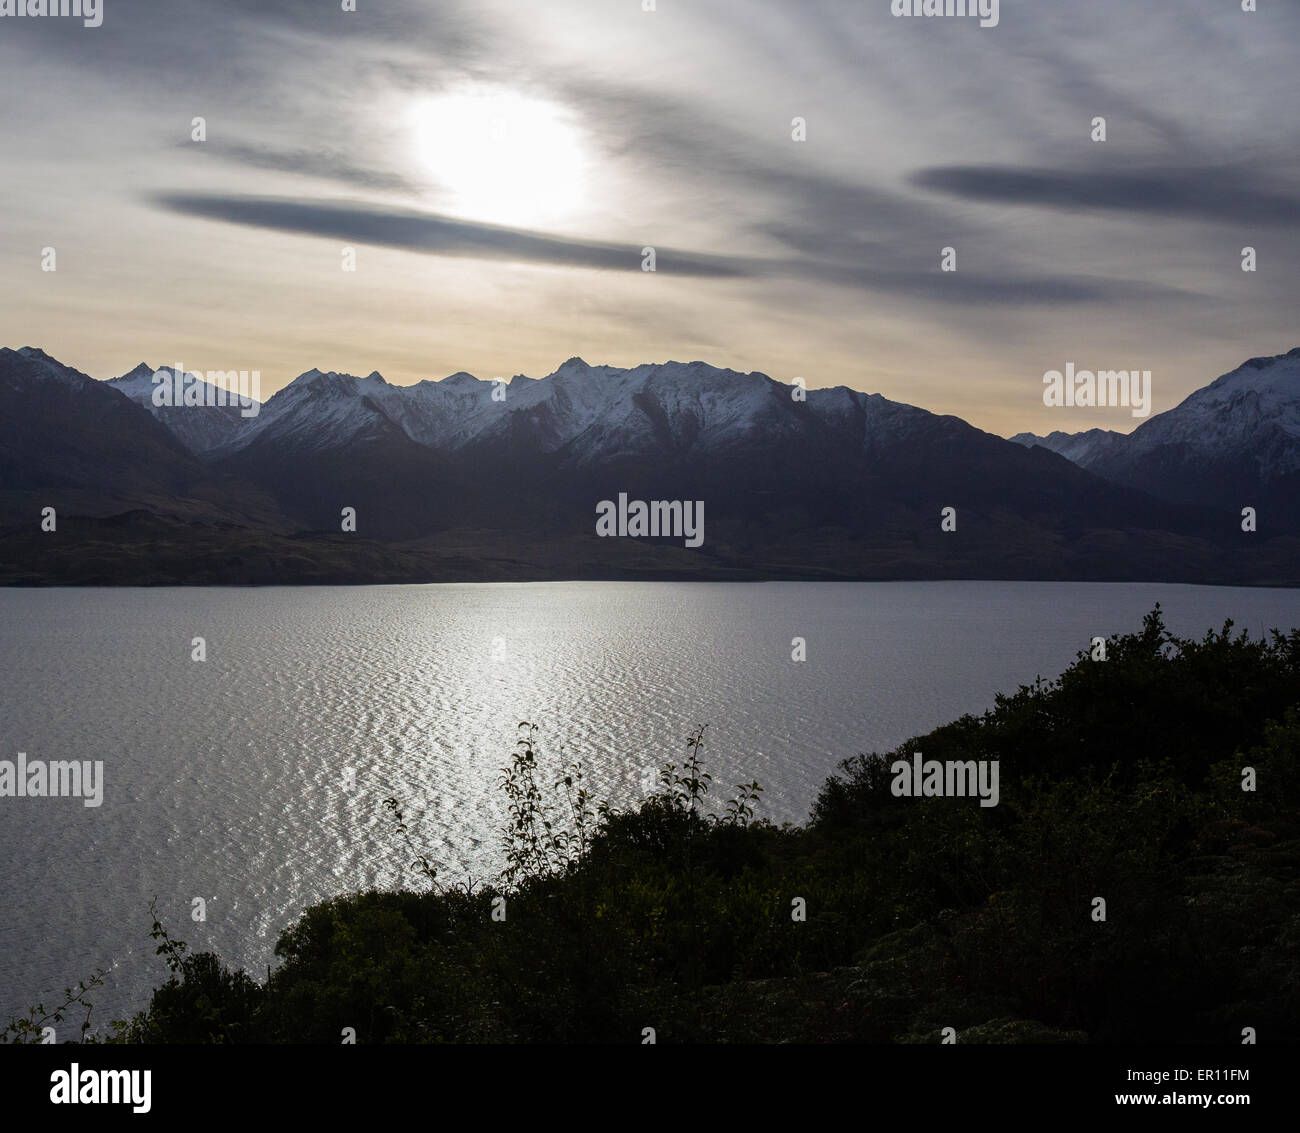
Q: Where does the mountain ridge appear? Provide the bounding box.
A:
[1011,347,1300,513]
[1,345,1296,585]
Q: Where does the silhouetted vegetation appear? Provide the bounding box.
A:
[8,605,1298,1043]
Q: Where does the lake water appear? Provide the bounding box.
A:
[3,580,1300,1030]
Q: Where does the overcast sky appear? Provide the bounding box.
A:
[1,0,1296,436]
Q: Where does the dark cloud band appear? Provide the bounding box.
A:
[912,164,1300,226]
[153,193,751,278]
[153,190,1184,308]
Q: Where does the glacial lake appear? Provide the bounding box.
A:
[3,580,1300,1028]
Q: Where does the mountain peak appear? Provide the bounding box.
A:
[5,346,90,388]
[286,369,372,400]
[553,356,603,378]
[1206,349,1300,396]
[1238,348,1300,373]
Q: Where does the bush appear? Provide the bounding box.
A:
[11,606,1297,1043]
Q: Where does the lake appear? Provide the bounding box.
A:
[3,580,1300,1029]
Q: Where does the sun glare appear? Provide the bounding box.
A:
[409,87,589,230]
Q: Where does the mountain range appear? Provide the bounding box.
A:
[1010,348,1300,519]
[1,345,1296,585]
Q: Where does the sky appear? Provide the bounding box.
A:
[0,0,1296,437]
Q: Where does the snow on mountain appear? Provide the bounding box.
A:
[219,367,398,454]
[463,358,786,462]
[0,347,215,528]
[1009,427,1123,469]
[106,364,262,455]
[1014,349,1300,470]
[1009,348,1300,510]
[22,345,1300,498]
[15,341,1288,511]
[1124,348,1300,468]
[225,356,912,465]
[10,342,1300,562]
[107,361,162,398]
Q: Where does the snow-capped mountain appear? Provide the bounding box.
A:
[199,354,1055,536]
[107,363,261,455]
[1012,348,1300,514]
[0,346,266,529]
[1008,427,1123,469]
[3,343,1296,583]
[209,364,509,456]
[214,355,942,470]
[190,352,1198,546]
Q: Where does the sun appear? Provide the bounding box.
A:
[409,86,589,230]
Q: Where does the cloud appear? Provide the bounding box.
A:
[152,190,1190,308]
[2,0,496,66]
[543,80,1202,307]
[7,0,1298,431]
[911,164,1300,226]
[153,193,752,277]
[185,141,418,194]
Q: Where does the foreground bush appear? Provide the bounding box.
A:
[8,606,1298,1043]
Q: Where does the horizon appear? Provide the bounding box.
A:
[10,341,1300,441]
[2,0,1297,436]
